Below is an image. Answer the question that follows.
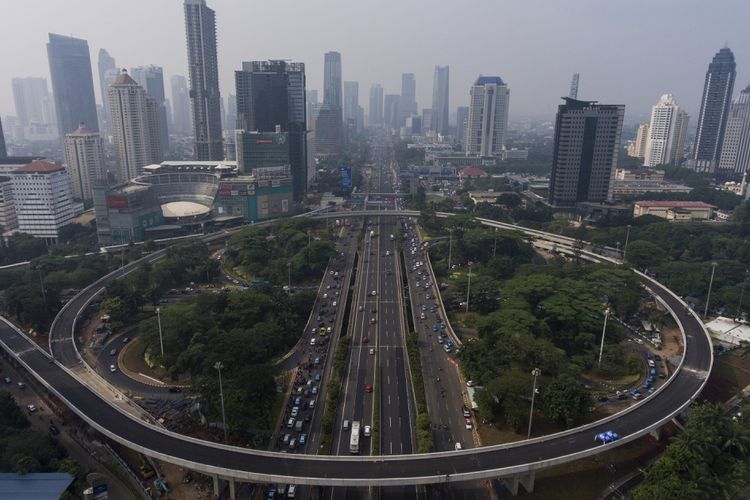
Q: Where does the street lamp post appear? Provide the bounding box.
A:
[704,262,718,320]
[448,229,453,271]
[737,269,749,320]
[622,225,632,261]
[493,228,498,258]
[156,308,164,357]
[214,361,228,443]
[597,308,610,369]
[287,262,292,294]
[465,262,473,313]
[527,368,541,439]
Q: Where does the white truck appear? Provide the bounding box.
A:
[350,421,361,454]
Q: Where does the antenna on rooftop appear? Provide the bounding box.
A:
[568,73,580,99]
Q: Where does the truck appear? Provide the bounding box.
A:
[350,421,361,454]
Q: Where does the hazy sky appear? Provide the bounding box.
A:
[2,0,749,124]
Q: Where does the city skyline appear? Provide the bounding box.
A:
[0,1,748,124]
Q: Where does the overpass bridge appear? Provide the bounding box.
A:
[0,209,712,490]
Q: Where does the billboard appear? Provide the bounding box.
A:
[340,166,352,188]
[106,195,129,209]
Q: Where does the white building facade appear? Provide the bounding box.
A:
[465,76,510,157]
[644,94,689,167]
[11,160,75,241]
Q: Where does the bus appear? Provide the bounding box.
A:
[350,421,361,454]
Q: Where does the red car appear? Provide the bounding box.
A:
[362,336,369,344]
[365,384,373,393]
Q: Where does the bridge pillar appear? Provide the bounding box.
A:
[504,472,536,496]
[650,427,663,441]
[212,474,219,497]
[228,477,236,500]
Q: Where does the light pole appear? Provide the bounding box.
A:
[448,229,453,271]
[527,368,541,439]
[704,262,718,320]
[287,262,292,294]
[622,225,632,261]
[214,361,228,443]
[493,228,498,258]
[465,262,473,313]
[597,307,610,369]
[737,269,749,320]
[156,308,164,357]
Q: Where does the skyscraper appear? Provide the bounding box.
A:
[0,117,6,158]
[465,76,510,156]
[64,123,105,201]
[343,82,359,125]
[315,106,343,155]
[130,65,170,157]
[184,0,223,160]
[628,122,649,159]
[170,75,191,135]
[97,49,116,135]
[400,73,417,124]
[108,70,163,181]
[369,84,383,127]
[431,66,450,135]
[12,77,52,126]
[548,98,625,207]
[644,94,689,167]
[47,33,99,141]
[323,52,343,109]
[692,47,736,171]
[235,60,307,201]
[456,106,469,147]
[384,94,400,131]
[718,85,750,180]
[306,89,320,131]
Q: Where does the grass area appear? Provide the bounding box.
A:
[404,331,434,453]
[120,337,168,380]
[476,424,524,446]
[515,436,664,499]
[703,348,750,403]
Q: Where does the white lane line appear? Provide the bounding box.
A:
[388,395,391,405]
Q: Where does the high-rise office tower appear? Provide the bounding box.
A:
[465,76,510,156]
[369,84,383,127]
[97,49,116,135]
[456,106,469,147]
[431,66,450,135]
[400,73,417,124]
[384,94,400,131]
[235,130,290,174]
[130,65,170,157]
[170,75,191,135]
[343,82,359,125]
[235,60,307,201]
[692,47,736,171]
[422,108,432,132]
[323,52,343,109]
[12,77,52,126]
[548,98,625,207]
[315,105,343,155]
[0,117,6,158]
[64,123,106,201]
[108,70,163,181]
[47,33,99,141]
[184,0,223,160]
[226,94,237,132]
[718,85,750,180]
[644,94,689,167]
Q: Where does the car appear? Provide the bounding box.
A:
[594,430,621,444]
[48,424,60,435]
[310,338,316,346]
[168,387,182,393]
[287,418,295,428]
[465,418,473,430]
[454,442,462,451]
[371,290,377,296]
[109,348,117,356]
[313,357,321,365]
[291,407,299,417]
[358,305,364,312]
[299,433,307,445]
[311,385,318,395]
[109,365,117,373]
[365,384,373,393]
[332,301,337,307]
[314,372,321,382]
[420,313,426,320]
[597,396,609,402]
[362,336,369,344]
[343,420,350,431]
[3,377,11,384]
[466,380,474,387]
[370,318,376,324]
[364,425,371,437]
[316,315,322,322]
[369,348,375,355]
[121,336,130,344]
[27,404,37,413]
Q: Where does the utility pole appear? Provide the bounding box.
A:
[156,308,164,357]
[214,361,228,443]
[527,368,541,439]
[704,262,717,320]
[597,308,610,369]
[493,228,498,258]
[465,262,473,313]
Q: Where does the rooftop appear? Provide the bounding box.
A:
[13,160,65,174]
[475,76,505,86]
[635,200,716,209]
[0,472,74,500]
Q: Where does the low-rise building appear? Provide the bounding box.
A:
[633,200,716,221]
[458,166,488,181]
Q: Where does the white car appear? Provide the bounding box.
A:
[110,364,117,373]
[371,290,377,296]
[27,404,37,413]
[364,425,372,437]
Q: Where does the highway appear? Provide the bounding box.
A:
[0,209,712,488]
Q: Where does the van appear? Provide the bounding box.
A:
[309,400,316,409]
[282,433,291,445]
[343,419,350,431]
[287,484,297,498]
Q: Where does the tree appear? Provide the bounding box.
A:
[624,240,666,269]
[539,374,590,428]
